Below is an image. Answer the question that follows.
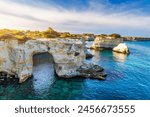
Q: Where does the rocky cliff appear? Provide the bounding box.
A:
[0,38,106,83]
[91,36,123,50]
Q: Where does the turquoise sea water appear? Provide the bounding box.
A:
[0,41,150,100]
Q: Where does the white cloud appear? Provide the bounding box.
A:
[0,0,150,36]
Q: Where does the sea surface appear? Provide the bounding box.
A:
[0,41,150,100]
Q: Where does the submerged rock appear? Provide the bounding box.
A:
[91,36,123,50]
[113,43,130,54]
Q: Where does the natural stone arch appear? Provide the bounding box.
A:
[0,39,86,83]
[32,52,55,78]
[32,51,55,79]
[0,38,106,83]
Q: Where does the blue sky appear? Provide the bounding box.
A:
[0,0,150,36]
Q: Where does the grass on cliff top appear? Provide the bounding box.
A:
[0,27,122,42]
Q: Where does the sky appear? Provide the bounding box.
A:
[0,0,150,36]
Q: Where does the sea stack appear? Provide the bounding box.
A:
[91,35,123,50]
[113,43,130,54]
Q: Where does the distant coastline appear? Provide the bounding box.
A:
[0,27,150,42]
[123,36,150,41]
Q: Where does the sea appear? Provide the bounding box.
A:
[0,41,150,100]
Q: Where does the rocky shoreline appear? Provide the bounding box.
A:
[0,72,18,84]
[1,27,149,84]
[0,38,107,84]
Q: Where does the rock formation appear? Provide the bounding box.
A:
[91,36,123,50]
[77,63,107,80]
[113,43,130,54]
[0,38,106,83]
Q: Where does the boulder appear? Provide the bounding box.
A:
[113,43,130,54]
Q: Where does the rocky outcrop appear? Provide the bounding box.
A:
[77,63,107,80]
[0,71,18,83]
[113,43,129,54]
[0,38,106,83]
[91,36,123,50]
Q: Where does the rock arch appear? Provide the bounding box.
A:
[0,38,106,83]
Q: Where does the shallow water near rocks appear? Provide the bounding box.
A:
[0,41,150,100]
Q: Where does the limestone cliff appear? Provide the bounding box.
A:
[0,38,106,83]
[91,36,123,50]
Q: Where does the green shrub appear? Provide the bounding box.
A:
[109,33,121,38]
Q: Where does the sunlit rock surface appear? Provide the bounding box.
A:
[91,36,123,50]
[0,38,106,83]
[113,43,129,54]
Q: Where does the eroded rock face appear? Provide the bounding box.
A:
[113,43,130,54]
[0,38,106,83]
[91,36,123,50]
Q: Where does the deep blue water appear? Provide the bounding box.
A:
[0,41,150,100]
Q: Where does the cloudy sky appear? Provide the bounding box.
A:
[0,0,150,36]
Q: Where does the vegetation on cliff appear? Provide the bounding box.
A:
[0,27,122,42]
[0,27,60,41]
[0,27,84,41]
[109,34,121,38]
